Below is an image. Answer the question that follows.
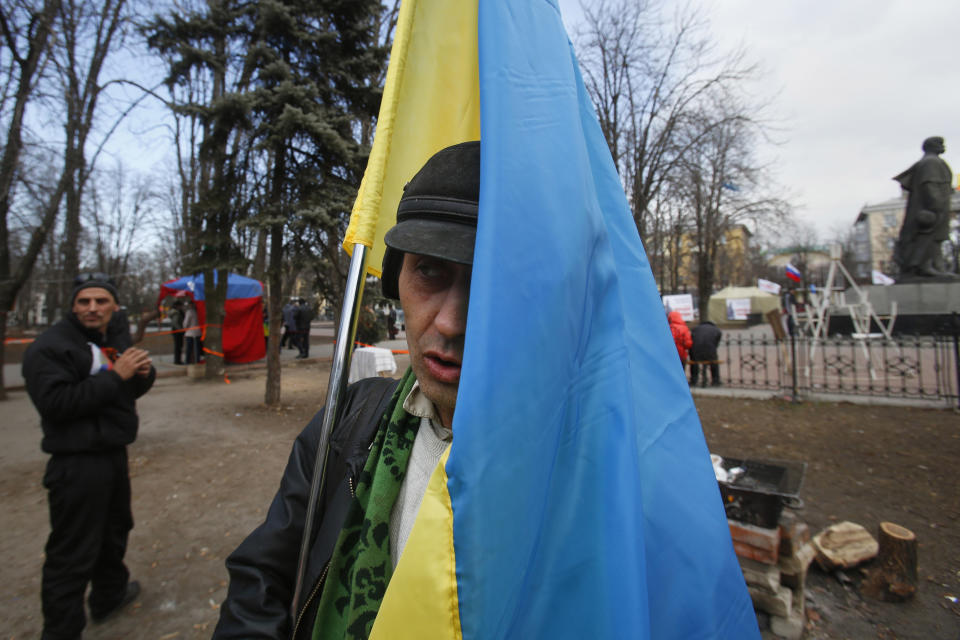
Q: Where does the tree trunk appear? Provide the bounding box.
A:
[264,223,283,406]
[202,267,227,379]
[0,170,69,398]
[862,522,918,602]
[0,312,8,400]
[251,227,268,282]
[61,160,82,302]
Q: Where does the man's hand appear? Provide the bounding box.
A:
[113,348,152,381]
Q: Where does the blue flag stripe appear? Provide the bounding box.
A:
[448,1,759,638]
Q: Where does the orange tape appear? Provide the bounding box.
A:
[145,325,200,337]
[354,340,409,355]
[7,323,222,344]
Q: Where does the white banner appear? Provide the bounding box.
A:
[757,278,781,295]
[662,293,695,322]
[726,298,751,321]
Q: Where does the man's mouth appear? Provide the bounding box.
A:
[422,351,462,384]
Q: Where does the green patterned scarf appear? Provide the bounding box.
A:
[312,368,420,640]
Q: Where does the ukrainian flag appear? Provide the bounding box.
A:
[354,0,760,638]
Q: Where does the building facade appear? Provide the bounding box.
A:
[852,192,960,279]
[659,223,753,293]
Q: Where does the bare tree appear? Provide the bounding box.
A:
[0,0,61,398]
[675,110,787,320]
[575,0,756,245]
[778,220,824,287]
[575,0,791,319]
[51,0,131,308]
[82,160,159,285]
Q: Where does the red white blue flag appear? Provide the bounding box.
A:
[785,263,802,282]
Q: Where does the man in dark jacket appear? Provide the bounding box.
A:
[23,274,156,640]
[167,298,185,364]
[294,298,314,359]
[689,320,723,387]
[214,142,477,639]
[281,299,296,349]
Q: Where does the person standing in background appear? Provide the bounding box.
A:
[689,320,723,387]
[294,298,313,359]
[183,299,202,364]
[22,274,155,639]
[668,311,692,366]
[168,299,185,365]
[281,299,296,350]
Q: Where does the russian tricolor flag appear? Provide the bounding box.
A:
[785,263,803,282]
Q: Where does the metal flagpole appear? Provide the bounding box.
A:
[290,244,369,625]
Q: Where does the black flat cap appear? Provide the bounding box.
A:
[381,141,480,299]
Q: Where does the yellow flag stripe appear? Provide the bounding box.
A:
[369,448,461,640]
[342,0,481,277]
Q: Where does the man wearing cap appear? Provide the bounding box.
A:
[23,275,156,639]
[214,141,478,639]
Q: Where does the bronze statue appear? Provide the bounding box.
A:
[892,136,956,280]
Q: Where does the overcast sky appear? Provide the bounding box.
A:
[111,1,959,246]
[557,0,960,241]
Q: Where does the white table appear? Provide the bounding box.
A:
[348,346,398,383]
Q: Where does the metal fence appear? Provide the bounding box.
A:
[703,331,960,407]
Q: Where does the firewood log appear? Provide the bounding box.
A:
[862,522,918,602]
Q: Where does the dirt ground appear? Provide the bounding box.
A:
[2,362,958,639]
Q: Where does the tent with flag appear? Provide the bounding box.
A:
[158,273,265,364]
[332,0,759,637]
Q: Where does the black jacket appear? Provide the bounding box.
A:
[294,305,314,332]
[22,313,156,454]
[214,377,400,640]
[690,321,722,361]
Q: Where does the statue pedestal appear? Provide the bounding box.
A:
[829,281,960,335]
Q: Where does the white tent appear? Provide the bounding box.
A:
[707,286,780,325]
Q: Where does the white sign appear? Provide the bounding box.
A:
[757,278,781,295]
[662,294,695,322]
[726,298,751,321]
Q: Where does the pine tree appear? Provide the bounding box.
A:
[144,0,385,392]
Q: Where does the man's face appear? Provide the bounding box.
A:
[398,253,470,428]
[72,287,118,334]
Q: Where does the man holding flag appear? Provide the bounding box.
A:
[215,142,480,639]
[215,0,758,638]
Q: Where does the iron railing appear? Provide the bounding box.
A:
[699,329,960,408]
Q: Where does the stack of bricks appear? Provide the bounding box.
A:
[729,511,816,639]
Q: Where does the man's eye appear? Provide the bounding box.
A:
[416,263,439,278]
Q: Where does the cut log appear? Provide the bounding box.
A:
[862,522,918,602]
[812,521,878,570]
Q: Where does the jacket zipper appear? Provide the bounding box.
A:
[292,473,358,638]
[292,560,330,639]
